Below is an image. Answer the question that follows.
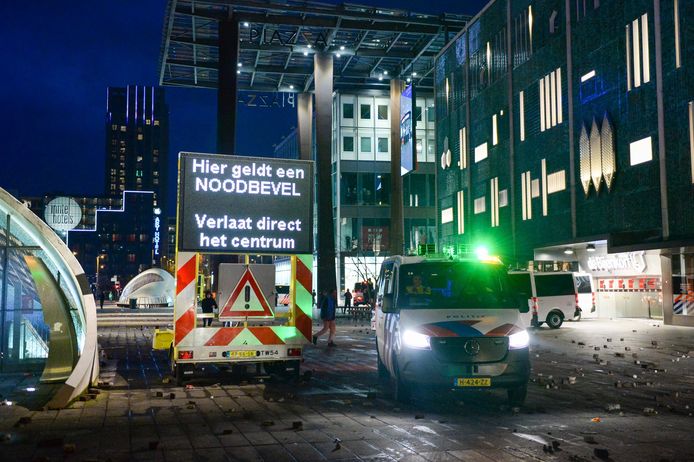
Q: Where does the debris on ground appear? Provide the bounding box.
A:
[591,417,602,422]
[605,403,621,412]
[643,407,658,416]
[584,435,598,444]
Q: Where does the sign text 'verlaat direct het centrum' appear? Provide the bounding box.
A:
[178,153,313,255]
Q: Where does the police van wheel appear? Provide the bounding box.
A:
[392,358,411,402]
[546,311,564,329]
[376,342,389,380]
[507,384,527,406]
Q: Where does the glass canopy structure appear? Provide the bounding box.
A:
[0,187,98,408]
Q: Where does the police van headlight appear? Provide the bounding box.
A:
[508,330,530,350]
[402,330,431,349]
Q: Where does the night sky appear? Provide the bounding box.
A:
[0,0,486,210]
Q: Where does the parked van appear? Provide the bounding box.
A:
[508,271,581,329]
[374,255,531,404]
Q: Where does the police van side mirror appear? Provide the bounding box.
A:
[382,293,396,313]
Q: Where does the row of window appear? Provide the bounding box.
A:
[339,173,436,207]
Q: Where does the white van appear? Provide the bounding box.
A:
[508,272,580,329]
[374,255,531,404]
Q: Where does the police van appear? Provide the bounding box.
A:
[374,254,531,404]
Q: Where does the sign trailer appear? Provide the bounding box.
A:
[154,152,314,384]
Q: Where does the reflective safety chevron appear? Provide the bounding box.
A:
[292,254,313,341]
[174,252,198,346]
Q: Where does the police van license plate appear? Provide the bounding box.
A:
[455,377,491,387]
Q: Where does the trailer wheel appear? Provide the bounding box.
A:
[175,363,185,386]
[265,360,300,382]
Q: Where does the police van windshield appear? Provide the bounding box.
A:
[397,262,515,309]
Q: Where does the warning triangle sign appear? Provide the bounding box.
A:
[219,267,274,319]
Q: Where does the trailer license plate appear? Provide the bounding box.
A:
[227,350,257,358]
[455,377,491,387]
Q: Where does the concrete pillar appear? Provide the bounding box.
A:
[313,53,337,293]
[297,93,313,161]
[217,19,239,155]
[390,79,404,256]
[654,0,670,239]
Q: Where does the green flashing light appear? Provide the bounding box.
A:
[475,245,489,260]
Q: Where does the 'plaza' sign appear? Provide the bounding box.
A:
[177,152,313,255]
[249,28,328,48]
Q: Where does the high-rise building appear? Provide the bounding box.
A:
[105,85,169,214]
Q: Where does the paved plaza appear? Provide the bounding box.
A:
[2,317,694,461]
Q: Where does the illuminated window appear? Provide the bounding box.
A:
[519,91,525,141]
[626,14,650,90]
[490,177,499,227]
[111,124,117,131]
[474,142,488,163]
[492,114,498,146]
[547,170,567,194]
[629,136,653,166]
[474,197,486,214]
[498,189,508,207]
[459,127,467,169]
[137,134,143,141]
[539,68,563,131]
[457,190,464,234]
[154,120,159,126]
[146,119,151,125]
[441,207,453,224]
[120,126,126,132]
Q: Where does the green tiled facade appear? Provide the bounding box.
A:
[435,0,693,262]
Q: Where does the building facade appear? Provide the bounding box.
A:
[435,0,693,325]
[106,85,169,214]
[333,92,437,292]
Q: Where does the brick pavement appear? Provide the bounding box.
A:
[1,318,694,461]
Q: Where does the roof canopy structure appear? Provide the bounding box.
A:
[159,0,468,92]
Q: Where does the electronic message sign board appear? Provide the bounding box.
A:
[400,84,417,176]
[177,152,313,255]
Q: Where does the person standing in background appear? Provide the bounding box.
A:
[313,289,338,347]
[343,288,352,314]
